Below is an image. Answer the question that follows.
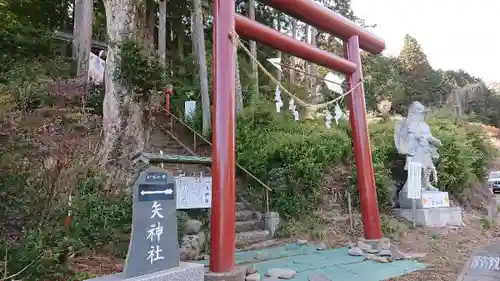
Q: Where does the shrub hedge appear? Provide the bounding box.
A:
[236,106,495,218]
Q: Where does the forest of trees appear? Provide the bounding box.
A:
[1,0,499,128]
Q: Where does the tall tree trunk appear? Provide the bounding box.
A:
[146,0,157,46]
[309,27,317,104]
[177,27,184,60]
[73,0,93,90]
[158,0,166,65]
[235,56,244,114]
[276,13,282,82]
[304,25,309,92]
[101,0,150,181]
[290,18,297,84]
[192,0,211,136]
[306,26,318,119]
[249,0,259,102]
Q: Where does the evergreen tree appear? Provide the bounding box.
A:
[396,34,446,113]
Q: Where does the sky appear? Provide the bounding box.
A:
[351,0,500,84]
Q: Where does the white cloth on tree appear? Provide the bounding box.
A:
[324,110,333,129]
[334,103,343,124]
[275,85,283,113]
[289,99,295,112]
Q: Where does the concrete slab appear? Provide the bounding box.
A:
[393,207,463,227]
[204,266,246,281]
[85,262,204,281]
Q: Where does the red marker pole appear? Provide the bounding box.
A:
[165,87,173,113]
[65,195,72,227]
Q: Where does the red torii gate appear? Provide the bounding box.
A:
[210,0,386,274]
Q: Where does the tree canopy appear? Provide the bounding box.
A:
[0,0,498,124]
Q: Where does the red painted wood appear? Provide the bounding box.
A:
[210,0,236,273]
[263,0,385,54]
[345,35,382,239]
[234,14,357,75]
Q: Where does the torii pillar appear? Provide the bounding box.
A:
[210,0,386,276]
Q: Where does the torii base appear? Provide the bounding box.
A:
[204,266,246,281]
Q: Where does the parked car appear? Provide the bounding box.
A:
[488,171,500,193]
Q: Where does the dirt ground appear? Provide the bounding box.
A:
[318,209,499,281]
[69,210,500,281]
[389,213,499,281]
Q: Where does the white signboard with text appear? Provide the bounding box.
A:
[421,192,450,208]
[406,162,423,199]
[184,101,197,122]
[175,173,212,209]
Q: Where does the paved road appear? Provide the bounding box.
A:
[457,194,500,280]
[457,242,500,281]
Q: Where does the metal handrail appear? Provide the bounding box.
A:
[156,104,272,192]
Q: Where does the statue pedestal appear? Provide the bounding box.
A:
[393,207,463,227]
[396,190,463,227]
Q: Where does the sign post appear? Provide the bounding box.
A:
[84,164,204,281]
[406,162,423,228]
[124,166,180,277]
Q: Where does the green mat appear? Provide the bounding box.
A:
[199,244,426,281]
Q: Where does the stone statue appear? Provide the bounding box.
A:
[394,101,442,192]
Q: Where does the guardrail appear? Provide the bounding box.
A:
[154,104,272,214]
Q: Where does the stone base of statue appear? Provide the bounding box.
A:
[394,207,463,227]
[84,262,204,281]
[395,190,463,227]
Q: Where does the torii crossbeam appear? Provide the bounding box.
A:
[210,0,386,274]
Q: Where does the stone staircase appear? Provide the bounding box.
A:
[235,202,271,248]
[149,116,275,248]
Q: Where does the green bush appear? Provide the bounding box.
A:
[0,165,202,280]
[0,17,54,76]
[236,106,495,217]
[85,84,105,115]
[236,106,352,218]
[349,118,495,209]
[429,119,495,194]
[3,56,76,85]
[115,40,166,101]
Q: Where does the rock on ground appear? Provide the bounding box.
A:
[185,219,203,234]
[266,268,296,279]
[179,232,205,260]
[296,239,308,245]
[348,246,363,256]
[246,265,258,275]
[246,273,261,281]
[316,242,326,251]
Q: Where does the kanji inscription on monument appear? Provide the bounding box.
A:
[124,166,180,278]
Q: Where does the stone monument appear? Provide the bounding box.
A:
[393,101,463,227]
[85,166,204,281]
